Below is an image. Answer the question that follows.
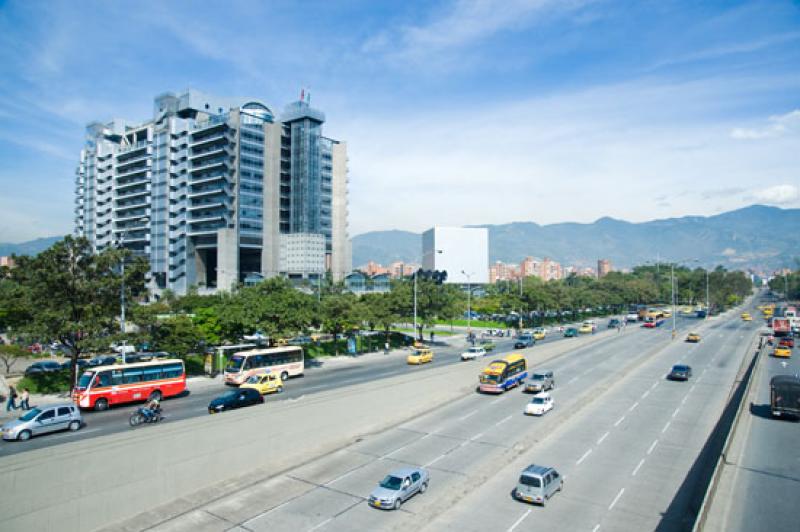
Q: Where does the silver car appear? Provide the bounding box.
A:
[525,370,554,393]
[1,403,83,441]
[514,464,563,506]
[368,467,429,510]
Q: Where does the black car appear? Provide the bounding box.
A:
[514,335,535,349]
[88,355,118,367]
[24,361,63,376]
[668,364,692,381]
[208,388,264,414]
[608,318,621,328]
[59,359,90,372]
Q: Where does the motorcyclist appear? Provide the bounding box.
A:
[143,398,161,420]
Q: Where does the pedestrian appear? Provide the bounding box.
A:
[384,341,390,355]
[430,331,434,342]
[19,388,30,410]
[5,385,17,412]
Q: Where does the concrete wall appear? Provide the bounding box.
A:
[0,331,614,532]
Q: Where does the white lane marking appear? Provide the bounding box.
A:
[641,390,650,399]
[308,517,333,531]
[647,439,658,455]
[471,432,484,441]
[608,488,625,510]
[651,381,659,390]
[495,414,513,426]
[425,454,446,467]
[661,421,671,434]
[494,394,510,403]
[632,458,646,476]
[614,415,626,427]
[597,431,610,445]
[576,449,593,465]
[681,395,688,405]
[629,401,639,412]
[507,509,532,532]
[459,409,478,421]
[327,466,363,485]
[690,384,696,393]
[672,407,680,418]
[592,525,601,532]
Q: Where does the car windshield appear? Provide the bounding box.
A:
[77,371,95,389]
[532,397,546,404]
[379,475,403,490]
[219,390,239,400]
[468,348,481,353]
[519,475,541,487]
[19,408,43,422]
[246,375,260,384]
[226,355,245,372]
[673,365,689,372]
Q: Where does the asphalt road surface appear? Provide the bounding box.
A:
[137,311,722,532]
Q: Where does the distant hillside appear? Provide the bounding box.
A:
[352,205,800,271]
[0,236,62,257]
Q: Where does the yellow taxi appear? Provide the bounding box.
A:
[763,308,774,317]
[741,313,752,321]
[774,346,792,358]
[578,323,593,334]
[686,332,701,343]
[532,328,547,341]
[407,347,434,365]
[240,372,284,394]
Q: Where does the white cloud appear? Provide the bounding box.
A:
[752,184,800,206]
[730,109,800,140]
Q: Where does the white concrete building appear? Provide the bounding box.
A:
[421,226,489,284]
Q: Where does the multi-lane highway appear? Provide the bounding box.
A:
[118,310,732,532]
[702,314,800,531]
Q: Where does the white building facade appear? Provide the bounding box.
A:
[421,227,489,284]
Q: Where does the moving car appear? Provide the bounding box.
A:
[524,392,554,416]
[608,318,621,328]
[774,346,792,358]
[668,364,692,381]
[88,355,118,367]
[59,359,90,372]
[1,404,82,441]
[460,346,487,361]
[368,467,429,510]
[525,370,554,393]
[24,360,63,376]
[407,348,434,365]
[686,332,701,343]
[578,323,593,334]
[532,328,547,341]
[514,334,535,349]
[625,313,639,323]
[513,464,563,506]
[741,312,752,321]
[240,372,284,395]
[563,327,578,338]
[208,388,264,413]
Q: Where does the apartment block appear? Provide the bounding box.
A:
[74,89,350,295]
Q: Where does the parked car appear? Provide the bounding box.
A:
[564,327,578,338]
[524,392,554,416]
[514,334,535,349]
[513,464,563,506]
[368,467,429,510]
[208,388,264,414]
[59,359,90,372]
[668,364,693,381]
[88,355,118,367]
[686,332,701,343]
[240,373,284,395]
[461,346,487,361]
[407,348,434,365]
[525,370,554,393]
[24,361,63,376]
[1,404,83,441]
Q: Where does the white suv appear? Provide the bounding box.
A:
[461,346,487,361]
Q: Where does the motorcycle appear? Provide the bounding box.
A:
[129,406,164,427]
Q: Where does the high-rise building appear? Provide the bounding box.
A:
[597,259,612,278]
[74,89,350,295]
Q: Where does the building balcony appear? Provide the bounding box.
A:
[116,210,150,222]
[188,200,227,211]
[116,150,150,167]
[117,140,148,155]
[190,157,231,174]
[190,143,232,160]
[116,163,149,178]
[116,198,149,211]
[116,185,151,201]
[187,185,230,199]
[190,173,229,187]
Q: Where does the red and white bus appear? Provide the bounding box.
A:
[224,346,304,385]
[72,359,186,411]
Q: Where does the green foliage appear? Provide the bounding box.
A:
[0,344,28,373]
[154,316,205,356]
[17,372,72,394]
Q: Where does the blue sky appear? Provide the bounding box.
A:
[0,0,798,242]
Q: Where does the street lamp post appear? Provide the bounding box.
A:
[671,264,677,338]
[413,271,418,340]
[705,268,710,320]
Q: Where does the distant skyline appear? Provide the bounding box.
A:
[0,0,799,242]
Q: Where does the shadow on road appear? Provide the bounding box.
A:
[750,402,799,422]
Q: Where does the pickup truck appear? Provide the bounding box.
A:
[771,375,800,418]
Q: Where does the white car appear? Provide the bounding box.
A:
[461,346,487,361]
[625,313,638,322]
[524,392,554,416]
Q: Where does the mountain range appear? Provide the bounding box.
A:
[0,236,62,258]
[352,205,800,272]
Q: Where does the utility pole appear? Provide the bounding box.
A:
[705,269,710,320]
[671,264,677,339]
[413,271,418,340]
[462,270,473,337]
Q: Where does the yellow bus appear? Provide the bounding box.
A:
[479,354,528,393]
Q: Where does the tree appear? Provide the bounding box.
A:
[155,316,205,356]
[8,236,148,389]
[321,292,364,354]
[0,344,27,374]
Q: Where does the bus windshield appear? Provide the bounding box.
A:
[481,374,501,384]
[226,355,245,372]
[77,371,95,389]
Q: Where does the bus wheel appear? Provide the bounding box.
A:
[148,390,162,402]
[94,398,109,411]
[281,371,289,382]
